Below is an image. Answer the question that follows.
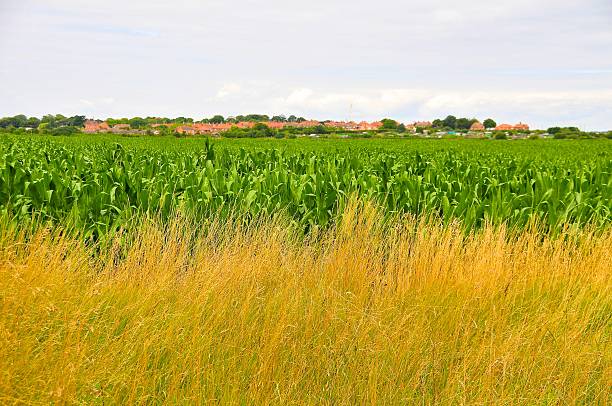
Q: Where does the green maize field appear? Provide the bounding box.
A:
[1,134,611,238]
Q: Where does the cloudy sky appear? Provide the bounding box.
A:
[1,0,611,129]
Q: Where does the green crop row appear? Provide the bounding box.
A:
[1,136,611,238]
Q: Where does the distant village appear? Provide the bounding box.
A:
[83,118,531,136]
[23,113,612,139]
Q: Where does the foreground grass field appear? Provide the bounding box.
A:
[1,203,610,404]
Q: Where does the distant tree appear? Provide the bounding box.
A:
[39,114,66,129]
[0,117,12,128]
[0,115,28,128]
[397,123,406,133]
[223,126,243,138]
[271,115,287,122]
[380,118,399,130]
[252,122,270,131]
[67,115,86,127]
[548,127,580,137]
[41,114,56,124]
[252,122,274,137]
[13,114,28,127]
[156,126,173,136]
[287,115,297,122]
[26,117,41,128]
[455,117,472,130]
[209,115,225,124]
[483,118,496,129]
[297,117,306,122]
[129,117,148,129]
[312,125,328,134]
[442,115,457,129]
[245,114,270,122]
[48,126,80,136]
[432,119,444,128]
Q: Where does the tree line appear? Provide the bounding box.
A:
[106,114,309,128]
[0,114,85,129]
[0,114,86,135]
[431,116,497,130]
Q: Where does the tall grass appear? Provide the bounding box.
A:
[0,202,610,404]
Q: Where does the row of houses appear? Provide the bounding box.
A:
[83,119,530,135]
[493,123,530,131]
[83,119,388,135]
[174,120,324,135]
[467,121,530,131]
[83,121,147,134]
[174,120,391,135]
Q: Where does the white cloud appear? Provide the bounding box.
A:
[216,83,242,99]
[211,83,612,129]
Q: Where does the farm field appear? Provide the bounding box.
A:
[1,134,611,237]
[1,134,611,404]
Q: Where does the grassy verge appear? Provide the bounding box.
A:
[1,203,610,404]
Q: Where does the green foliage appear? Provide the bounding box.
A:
[47,126,81,136]
[209,115,225,124]
[0,135,610,239]
[252,123,274,137]
[311,125,328,134]
[442,115,457,129]
[432,116,498,131]
[0,115,27,128]
[455,118,472,130]
[380,118,399,130]
[2,114,84,129]
[483,118,497,129]
[549,127,581,139]
[128,117,148,129]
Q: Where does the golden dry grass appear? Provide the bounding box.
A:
[0,203,611,404]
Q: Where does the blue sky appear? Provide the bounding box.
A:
[1,0,611,129]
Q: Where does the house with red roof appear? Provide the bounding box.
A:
[494,123,530,131]
[294,120,321,128]
[265,121,286,129]
[470,121,485,131]
[513,122,529,131]
[176,125,197,135]
[495,124,514,131]
[83,120,110,133]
